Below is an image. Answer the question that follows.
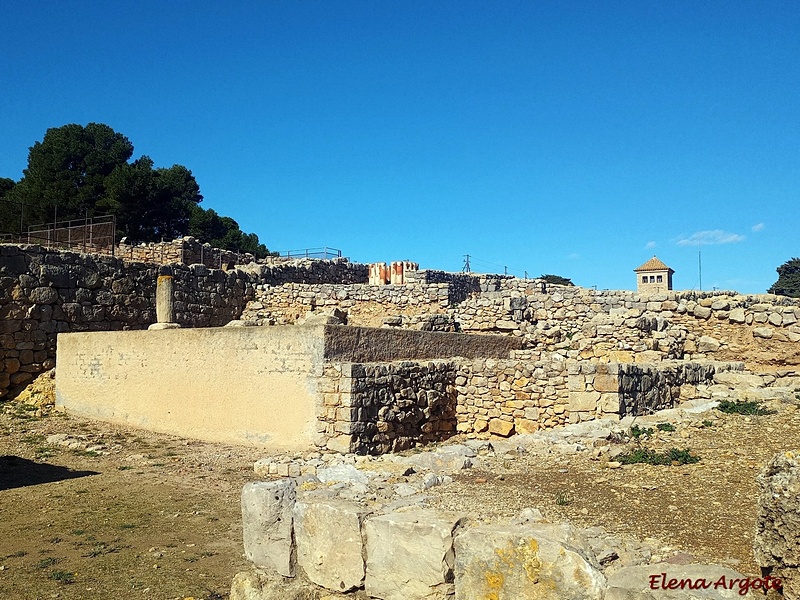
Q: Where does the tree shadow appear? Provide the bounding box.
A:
[0,455,99,491]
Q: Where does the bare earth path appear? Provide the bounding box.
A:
[1,395,799,598]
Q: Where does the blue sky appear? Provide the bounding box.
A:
[1,1,798,293]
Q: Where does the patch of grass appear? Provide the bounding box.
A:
[21,434,45,445]
[70,529,86,536]
[119,523,136,530]
[36,557,58,569]
[7,550,27,558]
[85,543,119,558]
[717,400,776,416]
[629,424,654,439]
[71,449,100,457]
[49,570,75,584]
[618,447,700,466]
[117,465,133,471]
[701,420,714,428]
[555,491,573,506]
[656,423,676,432]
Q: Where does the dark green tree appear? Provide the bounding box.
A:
[540,274,574,286]
[188,206,271,258]
[10,123,133,224]
[0,177,19,234]
[768,258,800,297]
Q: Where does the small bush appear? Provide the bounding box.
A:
[656,423,676,432]
[717,400,776,416]
[701,420,714,428]
[618,447,700,466]
[629,425,654,439]
[555,491,573,505]
[49,570,74,584]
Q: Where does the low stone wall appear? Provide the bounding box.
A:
[236,478,761,600]
[116,236,255,268]
[0,244,253,399]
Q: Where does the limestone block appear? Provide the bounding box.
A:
[364,509,465,600]
[605,564,764,599]
[697,336,721,353]
[713,371,764,388]
[693,306,712,319]
[569,391,600,412]
[454,523,605,600]
[294,499,370,592]
[514,418,539,434]
[783,311,798,327]
[753,327,774,340]
[711,299,730,311]
[241,479,296,577]
[768,312,784,327]
[488,418,515,437]
[229,569,322,600]
[495,320,518,330]
[754,450,800,598]
[593,374,619,393]
[599,394,621,414]
[728,307,746,324]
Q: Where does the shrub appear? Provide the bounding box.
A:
[717,400,775,416]
[618,447,700,466]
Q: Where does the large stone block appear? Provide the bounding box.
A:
[241,479,296,577]
[364,509,465,600]
[454,522,605,600]
[754,450,800,599]
[294,499,370,592]
[569,391,600,412]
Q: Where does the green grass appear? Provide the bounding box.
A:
[656,423,676,432]
[701,420,714,428]
[555,491,573,506]
[618,447,700,466]
[35,557,58,569]
[717,400,776,416]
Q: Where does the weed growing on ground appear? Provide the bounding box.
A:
[629,425,654,439]
[717,400,776,416]
[35,557,58,569]
[701,420,714,428]
[618,447,700,466]
[555,491,573,505]
[656,423,676,432]
[49,570,74,584]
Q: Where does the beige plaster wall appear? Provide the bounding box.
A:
[55,325,326,449]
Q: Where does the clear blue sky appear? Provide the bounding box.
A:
[1,1,798,293]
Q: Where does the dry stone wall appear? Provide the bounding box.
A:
[318,361,458,455]
[0,244,253,399]
[116,236,256,269]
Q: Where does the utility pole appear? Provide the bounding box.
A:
[462,254,471,273]
[524,270,528,280]
[698,248,702,291]
[504,266,508,276]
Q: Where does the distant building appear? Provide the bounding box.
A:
[634,256,674,293]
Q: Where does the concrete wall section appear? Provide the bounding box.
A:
[322,325,523,362]
[55,325,326,449]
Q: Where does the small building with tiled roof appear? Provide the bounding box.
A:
[634,256,674,293]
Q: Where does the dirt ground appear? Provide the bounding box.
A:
[1,377,799,599]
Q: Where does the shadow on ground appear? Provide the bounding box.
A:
[0,455,99,490]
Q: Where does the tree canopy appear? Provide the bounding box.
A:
[2,123,272,257]
[768,258,800,298]
[539,274,574,286]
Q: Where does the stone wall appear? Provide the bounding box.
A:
[0,244,253,399]
[319,361,458,455]
[116,236,256,269]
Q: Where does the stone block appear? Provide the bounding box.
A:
[754,450,800,599]
[454,523,605,600]
[241,479,296,577]
[728,307,746,324]
[514,418,539,434]
[693,306,712,319]
[593,374,619,393]
[294,499,370,592]
[599,394,621,414]
[364,509,465,600]
[753,327,774,340]
[488,418,514,437]
[697,336,721,352]
[568,391,600,412]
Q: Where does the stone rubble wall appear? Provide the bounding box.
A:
[116,236,256,269]
[317,361,458,455]
[0,244,254,399]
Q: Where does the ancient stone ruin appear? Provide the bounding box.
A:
[3,240,800,598]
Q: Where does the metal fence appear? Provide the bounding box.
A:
[0,214,116,255]
[272,247,343,260]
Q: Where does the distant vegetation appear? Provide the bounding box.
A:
[0,123,273,258]
[768,258,800,298]
[540,274,574,286]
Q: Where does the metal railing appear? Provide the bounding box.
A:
[8,215,117,255]
[272,247,343,260]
